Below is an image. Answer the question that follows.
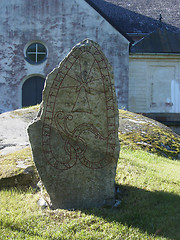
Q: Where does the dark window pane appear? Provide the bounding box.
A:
[27,43,36,53]
[37,54,46,62]
[38,43,46,53]
[27,53,36,62]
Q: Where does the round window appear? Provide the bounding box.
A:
[26,42,47,64]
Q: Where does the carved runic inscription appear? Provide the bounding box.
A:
[28,39,120,209]
[42,40,118,170]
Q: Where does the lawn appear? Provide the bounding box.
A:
[0,147,180,240]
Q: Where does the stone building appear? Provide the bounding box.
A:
[0,0,131,113]
[129,29,180,132]
[129,29,180,114]
[0,0,180,128]
[90,0,180,131]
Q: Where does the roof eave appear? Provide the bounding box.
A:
[84,0,134,44]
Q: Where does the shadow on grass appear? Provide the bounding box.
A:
[83,185,180,240]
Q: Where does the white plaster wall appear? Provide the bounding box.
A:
[0,0,129,112]
[129,54,180,113]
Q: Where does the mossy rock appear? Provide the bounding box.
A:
[0,106,179,190]
[119,110,180,159]
[10,105,39,122]
[0,147,39,189]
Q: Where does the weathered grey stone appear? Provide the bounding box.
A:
[28,39,120,209]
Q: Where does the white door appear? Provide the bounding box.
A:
[149,66,178,113]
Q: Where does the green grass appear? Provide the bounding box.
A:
[0,147,180,240]
[0,107,179,239]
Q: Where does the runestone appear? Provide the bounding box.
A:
[28,39,120,209]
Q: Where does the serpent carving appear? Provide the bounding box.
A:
[54,111,106,169]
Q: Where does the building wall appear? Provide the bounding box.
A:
[0,0,129,113]
[129,54,180,113]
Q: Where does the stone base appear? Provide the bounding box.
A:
[47,165,116,209]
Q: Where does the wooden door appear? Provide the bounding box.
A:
[22,76,45,107]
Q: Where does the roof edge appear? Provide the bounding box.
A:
[84,0,134,44]
[130,28,180,54]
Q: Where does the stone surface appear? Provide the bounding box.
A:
[28,39,120,209]
[0,0,129,113]
[0,107,38,155]
[0,158,39,190]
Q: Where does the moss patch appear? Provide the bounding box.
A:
[0,107,179,189]
[119,110,180,159]
[9,105,40,122]
[0,148,32,172]
[0,148,39,188]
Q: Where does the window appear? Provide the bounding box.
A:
[25,42,47,64]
